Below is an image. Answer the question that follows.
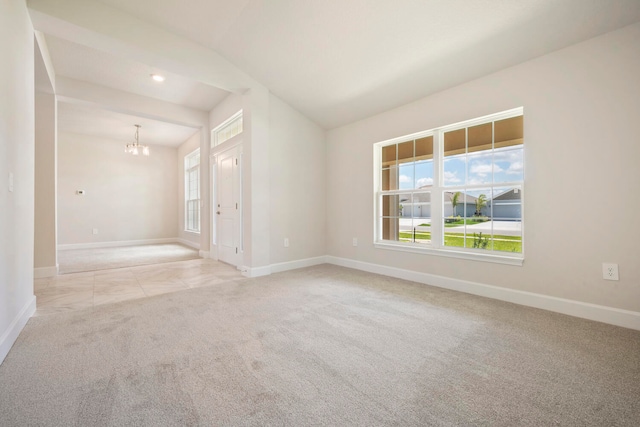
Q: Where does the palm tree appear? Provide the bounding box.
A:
[451,191,461,217]
[475,194,487,216]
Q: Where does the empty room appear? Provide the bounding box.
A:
[1,0,639,425]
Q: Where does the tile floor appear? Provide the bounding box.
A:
[34,258,244,316]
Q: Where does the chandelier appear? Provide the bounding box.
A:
[124,124,150,156]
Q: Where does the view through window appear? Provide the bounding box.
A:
[376,108,524,260]
[185,149,200,233]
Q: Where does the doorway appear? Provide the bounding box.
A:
[212,143,242,267]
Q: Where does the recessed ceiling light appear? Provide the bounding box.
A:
[150,74,165,82]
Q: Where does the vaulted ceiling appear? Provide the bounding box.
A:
[30,0,640,146]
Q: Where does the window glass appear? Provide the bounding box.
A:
[213,112,243,147]
[376,108,524,258]
[184,149,201,233]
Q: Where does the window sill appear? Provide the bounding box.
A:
[374,242,524,266]
[184,230,201,235]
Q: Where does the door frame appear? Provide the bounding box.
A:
[210,139,243,266]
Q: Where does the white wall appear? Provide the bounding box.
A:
[34,89,57,274]
[34,36,57,277]
[209,93,243,131]
[326,23,640,313]
[269,94,326,264]
[0,0,36,364]
[207,92,326,270]
[57,132,178,245]
[177,131,201,247]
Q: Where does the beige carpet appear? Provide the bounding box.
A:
[57,243,201,274]
[1,264,639,425]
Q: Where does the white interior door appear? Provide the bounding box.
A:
[215,145,242,266]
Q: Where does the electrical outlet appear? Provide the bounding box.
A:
[284,238,289,247]
[602,263,619,281]
[353,237,358,247]
[92,228,98,235]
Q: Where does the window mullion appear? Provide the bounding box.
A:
[431,131,443,249]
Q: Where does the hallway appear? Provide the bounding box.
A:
[34,258,244,316]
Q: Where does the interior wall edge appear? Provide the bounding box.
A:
[33,266,58,279]
[325,256,640,331]
[0,296,37,366]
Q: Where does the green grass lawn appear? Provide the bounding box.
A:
[398,231,522,253]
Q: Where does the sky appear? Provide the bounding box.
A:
[398,145,523,195]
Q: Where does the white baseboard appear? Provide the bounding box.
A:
[176,238,200,250]
[0,296,36,366]
[58,238,181,251]
[240,256,327,278]
[241,265,271,278]
[326,256,640,331]
[198,250,210,258]
[34,264,58,279]
[270,256,328,274]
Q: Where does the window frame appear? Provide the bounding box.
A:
[373,108,524,266]
[184,148,201,233]
[211,110,243,148]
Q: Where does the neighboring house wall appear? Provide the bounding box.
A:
[0,0,36,364]
[326,23,640,313]
[492,201,521,220]
[57,132,179,245]
[446,202,476,218]
[491,189,522,220]
[177,131,201,248]
[269,93,326,265]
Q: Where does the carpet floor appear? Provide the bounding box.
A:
[1,264,639,426]
[57,243,201,274]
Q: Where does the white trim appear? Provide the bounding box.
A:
[270,256,328,274]
[240,265,271,278]
[58,238,185,251]
[34,265,58,278]
[374,242,524,266]
[211,110,243,147]
[0,296,36,365]
[325,256,640,331]
[177,238,200,250]
[184,148,201,233]
[240,256,328,278]
[374,107,525,262]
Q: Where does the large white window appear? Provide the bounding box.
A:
[185,149,200,233]
[375,108,524,264]
[212,110,243,147]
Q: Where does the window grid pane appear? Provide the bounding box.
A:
[376,109,523,257]
[214,114,243,146]
[185,149,201,233]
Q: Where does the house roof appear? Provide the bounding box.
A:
[493,188,522,201]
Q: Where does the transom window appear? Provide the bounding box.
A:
[375,108,524,264]
[212,110,243,147]
[185,149,200,233]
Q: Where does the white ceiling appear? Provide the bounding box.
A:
[34,0,640,137]
[46,35,229,112]
[58,102,199,146]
